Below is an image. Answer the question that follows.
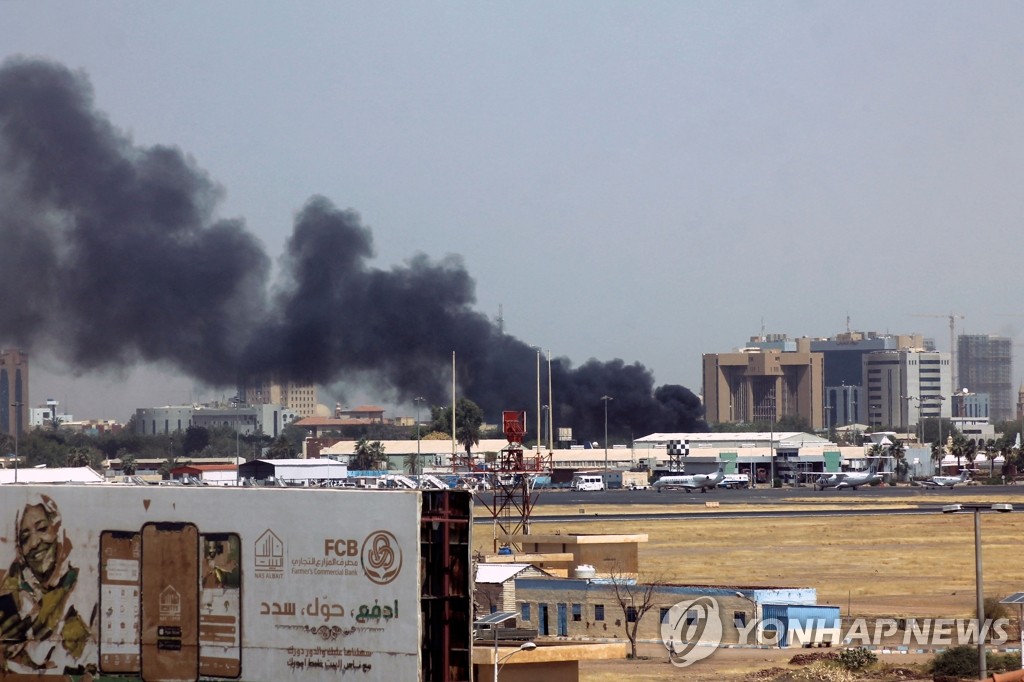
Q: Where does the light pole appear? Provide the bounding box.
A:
[601,395,612,471]
[735,591,760,645]
[546,350,553,451]
[535,349,541,454]
[414,397,425,477]
[495,640,536,681]
[900,395,916,440]
[942,502,1013,680]
[10,402,22,483]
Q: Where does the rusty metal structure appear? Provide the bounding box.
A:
[475,411,551,551]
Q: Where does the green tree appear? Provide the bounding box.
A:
[182,426,210,455]
[429,399,485,459]
[66,446,96,468]
[455,399,484,458]
[351,437,387,470]
[260,423,307,460]
[776,414,811,432]
[158,455,184,479]
[949,433,969,471]
[119,450,137,475]
[265,435,293,460]
[889,439,908,481]
[403,452,420,475]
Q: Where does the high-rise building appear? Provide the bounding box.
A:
[862,349,951,430]
[238,377,319,418]
[744,331,926,427]
[702,344,824,428]
[957,334,1012,422]
[0,349,29,437]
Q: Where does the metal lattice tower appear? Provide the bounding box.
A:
[475,411,551,552]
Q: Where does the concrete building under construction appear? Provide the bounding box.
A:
[957,334,1013,422]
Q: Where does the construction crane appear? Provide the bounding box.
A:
[910,313,965,389]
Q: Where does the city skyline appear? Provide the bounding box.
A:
[4,3,1024,420]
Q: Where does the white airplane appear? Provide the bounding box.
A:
[653,465,726,493]
[814,464,882,491]
[920,470,971,489]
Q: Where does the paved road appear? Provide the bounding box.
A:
[527,482,1020,506]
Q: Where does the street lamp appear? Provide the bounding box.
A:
[495,640,536,681]
[942,502,1013,680]
[601,395,613,471]
[10,402,22,483]
[414,397,425,478]
[900,395,917,440]
[735,591,760,645]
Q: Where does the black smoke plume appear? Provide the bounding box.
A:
[0,57,706,438]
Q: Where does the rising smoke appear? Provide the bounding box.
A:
[0,57,706,439]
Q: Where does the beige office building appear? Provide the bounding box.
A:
[703,345,824,429]
[239,378,319,418]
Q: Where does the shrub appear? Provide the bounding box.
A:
[930,645,978,678]
[987,651,1020,673]
[836,647,877,671]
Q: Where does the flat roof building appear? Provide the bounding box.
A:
[702,346,824,429]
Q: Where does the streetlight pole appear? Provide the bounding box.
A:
[414,397,425,477]
[601,396,613,471]
[536,349,541,454]
[942,502,1013,680]
[735,591,760,645]
[494,640,536,681]
[547,349,553,451]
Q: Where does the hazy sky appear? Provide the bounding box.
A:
[4,2,1024,421]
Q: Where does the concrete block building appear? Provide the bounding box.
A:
[702,345,824,429]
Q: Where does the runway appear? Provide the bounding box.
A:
[471,482,1024,522]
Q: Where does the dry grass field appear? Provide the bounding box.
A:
[477,492,1024,618]
[475,492,1024,680]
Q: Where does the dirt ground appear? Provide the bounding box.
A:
[478,494,1024,680]
[579,643,935,681]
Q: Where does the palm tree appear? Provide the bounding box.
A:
[120,451,137,476]
[403,453,419,475]
[352,437,387,470]
[964,438,978,475]
[949,433,969,471]
[66,446,92,468]
[889,439,908,482]
[454,399,484,461]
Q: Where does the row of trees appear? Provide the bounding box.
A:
[0,398,494,474]
[871,431,1023,481]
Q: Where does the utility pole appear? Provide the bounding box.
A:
[414,397,425,477]
[601,396,613,471]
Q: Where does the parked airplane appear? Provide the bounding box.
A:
[813,464,882,491]
[653,465,726,493]
[920,470,971,489]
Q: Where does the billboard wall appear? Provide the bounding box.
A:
[0,485,422,680]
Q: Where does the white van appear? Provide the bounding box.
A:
[572,474,605,491]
